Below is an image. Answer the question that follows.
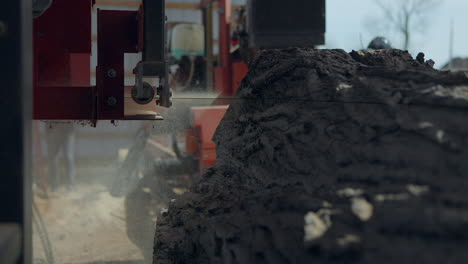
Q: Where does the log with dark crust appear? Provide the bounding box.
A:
[153,48,468,264]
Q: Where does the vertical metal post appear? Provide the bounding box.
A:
[138,0,171,107]
[203,1,214,91]
[219,0,233,95]
[142,0,166,63]
[0,0,33,263]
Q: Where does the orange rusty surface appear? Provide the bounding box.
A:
[191,105,229,149]
[186,128,199,155]
[214,66,225,95]
[190,59,247,172]
[232,61,248,94]
[187,106,229,171]
[199,149,217,174]
[214,61,248,96]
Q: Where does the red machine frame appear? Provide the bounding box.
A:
[186,105,228,175]
[33,0,164,124]
[33,0,246,173]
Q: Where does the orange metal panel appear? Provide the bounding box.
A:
[188,106,228,172]
[232,61,248,93]
[186,128,199,155]
[214,66,225,94]
[214,61,248,96]
[191,106,229,149]
[200,148,217,174]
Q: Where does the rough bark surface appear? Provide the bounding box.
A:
[153,48,468,264]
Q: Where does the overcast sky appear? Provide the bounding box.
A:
[324,0,468,68]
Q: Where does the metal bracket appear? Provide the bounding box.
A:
[133,0,172,108]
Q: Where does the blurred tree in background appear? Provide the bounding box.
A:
[369,0,441,50]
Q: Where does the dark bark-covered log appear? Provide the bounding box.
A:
[153,49,468,264]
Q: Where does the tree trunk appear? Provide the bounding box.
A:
[153,49,468,264]
[404,14,410,50]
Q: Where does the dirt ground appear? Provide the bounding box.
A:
[33,183,144,264]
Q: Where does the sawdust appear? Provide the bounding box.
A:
[33,184,142,264]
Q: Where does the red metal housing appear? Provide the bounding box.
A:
[33,0,162,123]
[34,0,93,120]
[186,106,229,175]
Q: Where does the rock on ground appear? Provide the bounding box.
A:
[153,48,468,264]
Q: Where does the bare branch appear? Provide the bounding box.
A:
[367,0,443,50]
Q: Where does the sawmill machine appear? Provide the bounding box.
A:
[2,0,171,262]
[112,0,326,191]
[112,2,326,262]
[0,0,325,262]
[187,0,326,175]
[33,0,171,125]
[31,0,327,204]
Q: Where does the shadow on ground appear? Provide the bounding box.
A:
[79,261,144,264]
[34,259,144,264]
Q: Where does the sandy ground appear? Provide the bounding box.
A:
[33,183,144,264]
[31,121,188,264]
